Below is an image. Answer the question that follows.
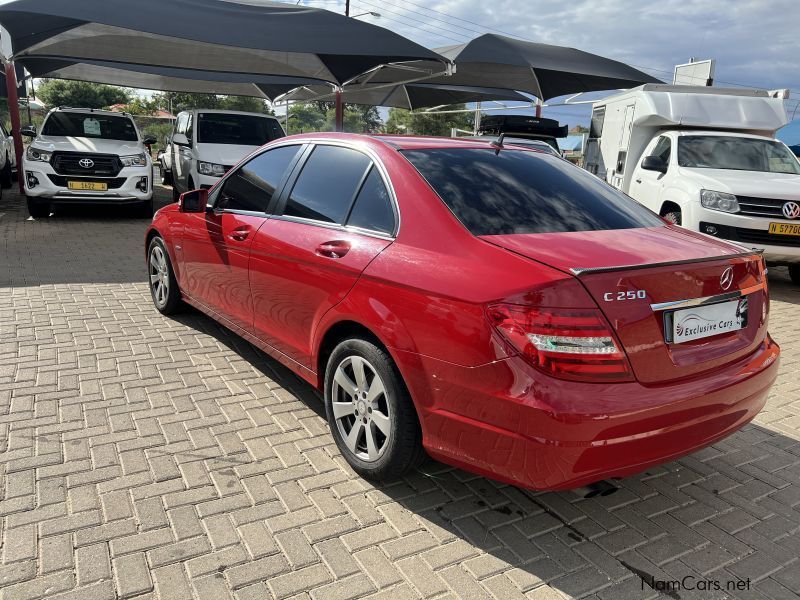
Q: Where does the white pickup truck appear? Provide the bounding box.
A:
[584,84,800,284]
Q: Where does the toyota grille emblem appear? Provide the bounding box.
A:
[720,266,734,291]
[782,201,800,219]
[79,158,94,169]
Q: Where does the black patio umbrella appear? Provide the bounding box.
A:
[0,0,447,87]
[363,34,661,101]
[270,82,530,110]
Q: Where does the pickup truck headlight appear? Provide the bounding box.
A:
[25,146,52,162]
[700,190,740,213]
[120,153,147,167]
[198,161,227,177]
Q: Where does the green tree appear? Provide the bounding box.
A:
[218,95,273,114]
[125,96,160,116]
[287,102,326,133]
[37,79,130,109]
[385,105,472,136]
[152,92,220,114]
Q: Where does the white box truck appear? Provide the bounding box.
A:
[584,84,800,284]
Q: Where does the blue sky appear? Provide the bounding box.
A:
[298,0,800,128]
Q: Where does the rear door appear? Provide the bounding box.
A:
[180,144,304,330]
[249,143,396,368]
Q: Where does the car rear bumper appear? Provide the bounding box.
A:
[398,335,779,490]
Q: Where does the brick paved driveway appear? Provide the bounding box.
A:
[1,183,799,600]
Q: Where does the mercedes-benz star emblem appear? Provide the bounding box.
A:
[782,201,800,220]
[79,158,94,169]
[720,266,734,291]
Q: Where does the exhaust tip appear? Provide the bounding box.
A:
[574,480,619,498]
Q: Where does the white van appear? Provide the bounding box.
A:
[585,85,800,284]
[169,109,285,200]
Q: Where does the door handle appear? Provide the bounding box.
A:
[635,178,642,184]
[316,240,351,258]
[227,227,251,242]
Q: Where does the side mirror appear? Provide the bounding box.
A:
[20,125,37,137]
[641,155,668,174]
[172,133,190,147]
[179,188,208,212]
[142,136,157,146]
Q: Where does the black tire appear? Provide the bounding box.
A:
[147,237,182,315]
[26,196,49,218]
[324,338,425,482]
[0,156,12,188]
[171,184,181,203]
[138,199,154,219]
[789,265,800,286]
[160,162,172,186]
[662,209,682,226]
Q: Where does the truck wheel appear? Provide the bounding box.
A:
[0,157,12,188]
[789,265,800,286]
[160,162,172,186]
[324,338,426,482]
[172,184,180,203]
[662,209,682,225]
[26,197,50,218]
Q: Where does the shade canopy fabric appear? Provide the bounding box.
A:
[18,56,329,100]
[0,0,447,86]
[273,82,530,110]
[360,34,661,101]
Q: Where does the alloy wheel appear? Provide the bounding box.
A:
[149,245,170,308]
[331,355,392,462]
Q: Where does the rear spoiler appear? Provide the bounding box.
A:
[569,249,763,277]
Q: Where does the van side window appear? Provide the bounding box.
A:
[651,136,671,164]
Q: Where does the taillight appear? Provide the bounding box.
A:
[487,303,634,382]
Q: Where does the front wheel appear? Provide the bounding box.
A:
[160,162,172,185]
[789,265,800,286]
[148,237,182,314]
[662,209,682,225]
[324,338,425,482]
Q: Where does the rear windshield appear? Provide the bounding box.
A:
[197,113,285,146]
[402,148,663,235]
[42,112,138,141]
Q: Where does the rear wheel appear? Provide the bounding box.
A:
[789,265,800,286]
[0,156,12,188]
[160,162,172,185]
[324,338,425,482]
[148,237,182,314]
[26,196,49,218]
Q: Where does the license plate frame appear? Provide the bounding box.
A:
[67,181,108,191]
[768,222,800,237]
[664,297,748,344]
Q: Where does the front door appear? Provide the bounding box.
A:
[179,143,304,331]
[249,144,397,368]
[629,135,671,212]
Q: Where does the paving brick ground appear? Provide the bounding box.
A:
[1,182,799,600]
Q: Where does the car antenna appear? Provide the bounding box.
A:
[490,133,505,155]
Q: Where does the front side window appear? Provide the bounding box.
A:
[650,136,672,164]
[678,136,800,174]
[175,114,188,135]
[42,113,138,141]
[402,148,664,236]
[197,113,285,146]
[284,145,371,224]
[216,145,301,213]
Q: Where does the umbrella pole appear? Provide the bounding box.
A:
[335,89,344,132]
[536,99,542,118]
[4,62,26,194]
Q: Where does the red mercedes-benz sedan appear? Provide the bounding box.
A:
[145,133,779,491]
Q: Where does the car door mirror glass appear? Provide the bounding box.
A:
[180,189,208,213]
[641,155,668,173]
[143,136,157,146]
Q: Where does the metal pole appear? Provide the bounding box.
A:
[535,98,542,118]
[285,99,289,133]
[335,89,344,132]
[473,101,481,134]
[345,0,350,16]
[5,62,26,194]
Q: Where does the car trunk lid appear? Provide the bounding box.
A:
[481,226,769,383]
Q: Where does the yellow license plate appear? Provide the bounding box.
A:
[67,181,107,191]
[768,222,800,236]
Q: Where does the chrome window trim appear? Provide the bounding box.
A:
[268,213,395,242]
[650,281,766,312]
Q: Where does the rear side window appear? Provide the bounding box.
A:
[346,167,395,234]
[217,145,300,213]
[402,148,664,235]
[284,145,371,223]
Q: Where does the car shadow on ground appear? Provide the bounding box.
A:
[768,267,799,305]
[164,301,800,600]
